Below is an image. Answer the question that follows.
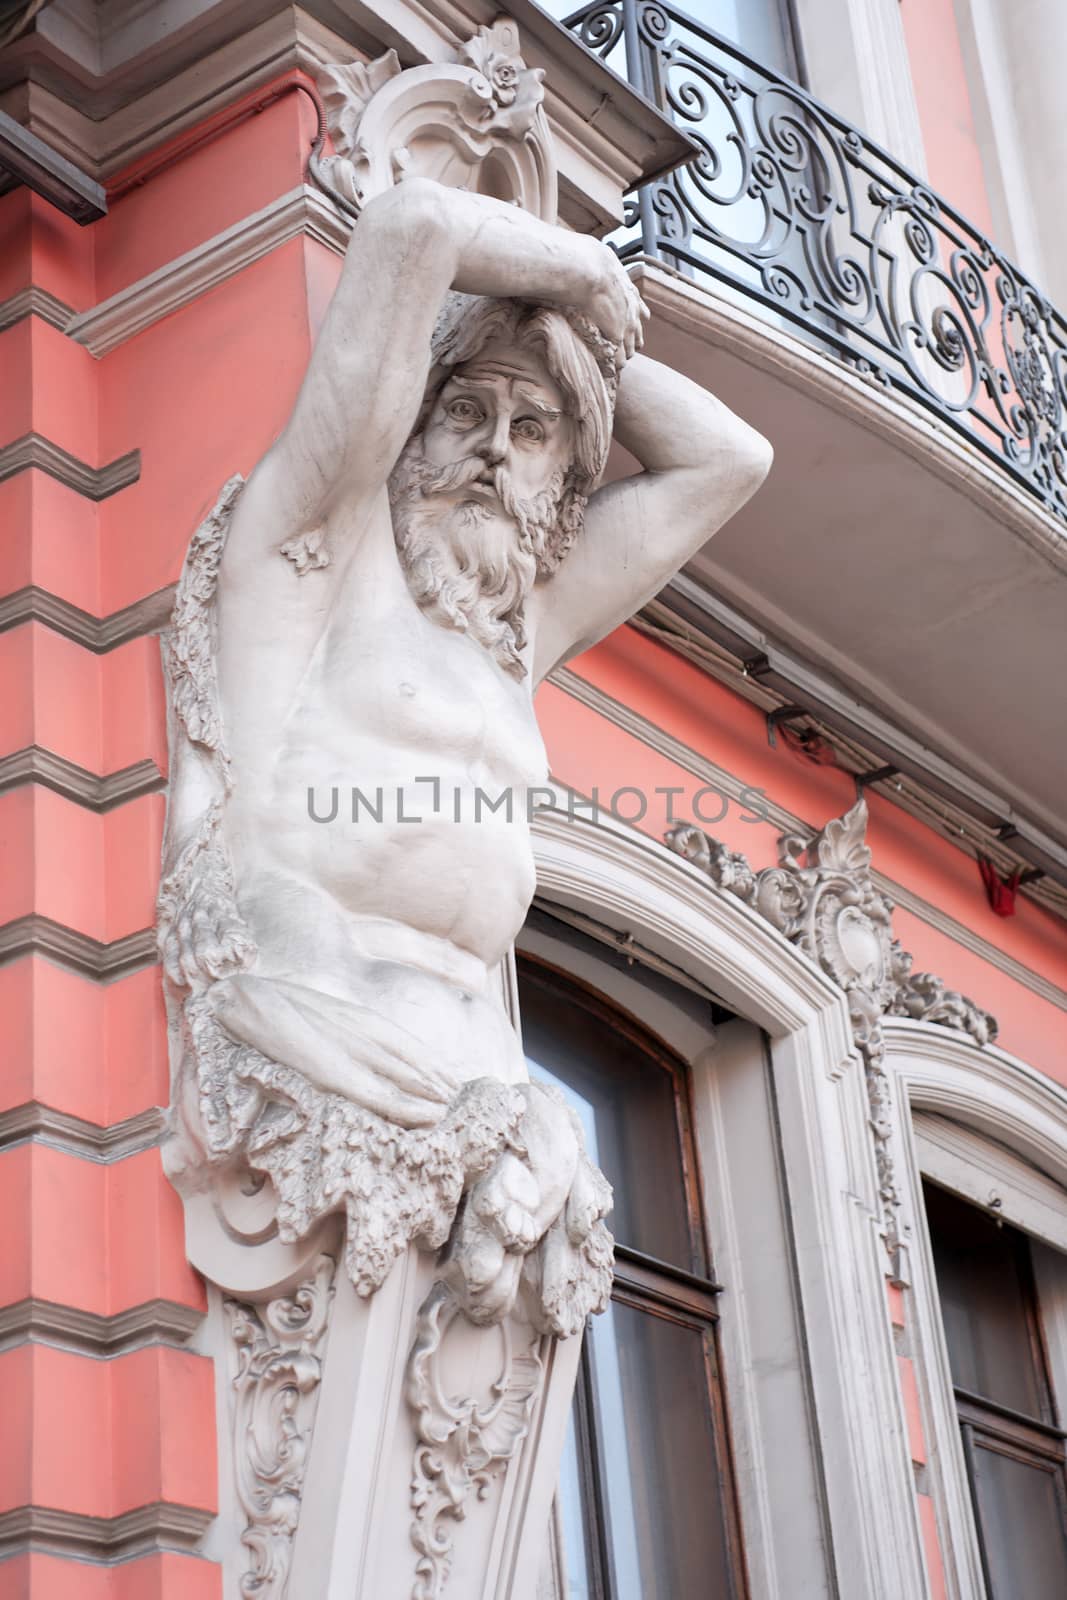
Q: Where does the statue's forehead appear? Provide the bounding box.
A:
[450,340,567,412]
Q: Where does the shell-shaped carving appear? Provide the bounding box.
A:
[310,23,558,222]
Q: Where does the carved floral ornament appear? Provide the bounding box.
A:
[406,1283,544,1600]
[311,20,558,222]
[226,1255,336,1600]
[666,799,997,1268]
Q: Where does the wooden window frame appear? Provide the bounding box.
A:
[517,951,749,1600]
[886,1020,1067,1598]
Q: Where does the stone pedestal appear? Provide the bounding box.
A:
[216,1227,580,1600]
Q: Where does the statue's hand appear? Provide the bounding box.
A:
[579,236,648,366]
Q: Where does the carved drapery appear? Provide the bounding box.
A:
[666,799,997,1270]
[226,1255,336,1598]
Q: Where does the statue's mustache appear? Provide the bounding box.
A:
[400,452,514,508]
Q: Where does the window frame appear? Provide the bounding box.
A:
[529,796,931,1598]
[517,947,747,1599]
[886,1018,1067,1599]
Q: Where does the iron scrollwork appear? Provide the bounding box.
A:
[567,0,1067,519]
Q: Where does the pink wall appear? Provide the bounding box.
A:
[537,627,1067,1077]
[899,0,994,235]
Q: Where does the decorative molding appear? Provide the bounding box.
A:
[666,798,997,1270]
[406,1281,543,1600]
[0,1102,165,1161]
[886,1018,1067,1193]
[313,21,557,222]
[913,1110,1067,1251]
[0,433,140,500]
[550,664,1067,1015]
[0,1295,202,1357]
[0,1501,214,1562]
[226,1254,336,1600]
[635,589,1067,925]
[66,186,350,359]
[0,582,174,650]
[0,747,164,809]
[1,4,688,224]
[0,915,158,980]
[0,286,75,333]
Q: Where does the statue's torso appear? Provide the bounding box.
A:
[215,499,549,993]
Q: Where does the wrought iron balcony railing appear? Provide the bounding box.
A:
[567,0,1067,521]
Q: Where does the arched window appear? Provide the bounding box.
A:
[518,950,747,1599]
[922,1179,1067,1595]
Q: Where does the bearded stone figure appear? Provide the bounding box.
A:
[158,168,772,1337]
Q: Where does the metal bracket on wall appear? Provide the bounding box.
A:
[765,705,808,748]
[855,765,899,795]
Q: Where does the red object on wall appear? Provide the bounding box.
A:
[979,856,1021,918]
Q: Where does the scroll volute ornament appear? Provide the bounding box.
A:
[313,20,558,223]
[667,799,998,1273]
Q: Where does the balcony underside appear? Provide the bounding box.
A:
[630,261,1067,860]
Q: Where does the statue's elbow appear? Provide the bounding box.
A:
[359,175,452,250]
[733,421,774,501]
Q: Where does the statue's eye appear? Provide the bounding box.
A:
[446,398,483,426]
[512,417,545,443]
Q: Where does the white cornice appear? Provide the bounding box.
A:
[67,183,349,357]
[0,582,175,651]
[4,2,688,231]
[0,1101,165,1160]
[0,1295,201,1357]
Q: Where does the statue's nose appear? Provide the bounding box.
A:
[480,413,511,466]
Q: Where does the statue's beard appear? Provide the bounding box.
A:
[388,437,566,680]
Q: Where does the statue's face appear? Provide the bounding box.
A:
[421,339,574,512]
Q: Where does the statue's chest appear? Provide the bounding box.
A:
[296,573,547,785]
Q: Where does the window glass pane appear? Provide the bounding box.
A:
[521,968,697,1271]
[556,1409,594,1600]
[924,1181,1047,1418]
[586,1301,735,1600]
[545,0,800,79]
[695,0,798,77]
[970,1442,1067,1600]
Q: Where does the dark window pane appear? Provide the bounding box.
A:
[924,1181,1048,1419]
[586,1302,735,1600]
[520,968,697,1272]
[970,1441,1067,1600]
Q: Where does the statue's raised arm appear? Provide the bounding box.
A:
[219,177,644,595]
